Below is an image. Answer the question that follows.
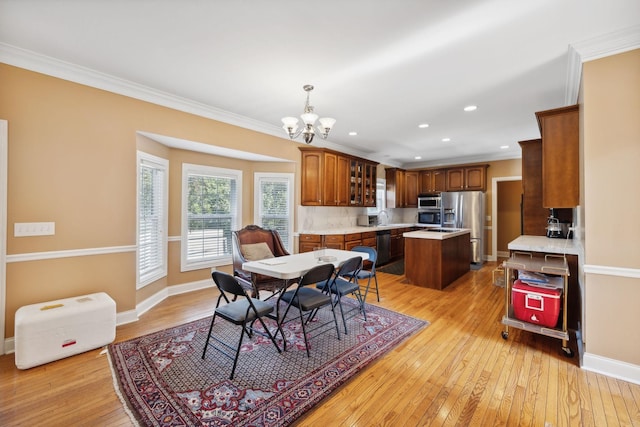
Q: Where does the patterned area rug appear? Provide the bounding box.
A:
[108,299,428,427]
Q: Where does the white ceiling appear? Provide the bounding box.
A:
[1,0,639,168]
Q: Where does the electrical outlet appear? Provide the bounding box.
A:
[14,222,55,237]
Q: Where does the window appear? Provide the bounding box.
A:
[182,164,242,270]
[254,173,294,251]
[137,152,168,288]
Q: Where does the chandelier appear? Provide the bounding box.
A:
[281,85,336,144]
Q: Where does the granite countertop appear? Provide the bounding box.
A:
[403,228,471,240]
[297,223,438,235]
[508,235,582,256]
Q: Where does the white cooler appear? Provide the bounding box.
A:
[14,292,116,369]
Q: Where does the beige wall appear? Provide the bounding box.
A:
[582,49,640,365]
[0,64,299,337]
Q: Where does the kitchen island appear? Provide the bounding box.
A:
[403,228,471,290]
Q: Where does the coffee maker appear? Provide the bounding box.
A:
[546,208,569,238]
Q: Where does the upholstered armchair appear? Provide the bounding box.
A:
[232,225,294,297]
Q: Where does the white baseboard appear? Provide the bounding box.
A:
[583,352,640,385]
[3,278,215,355]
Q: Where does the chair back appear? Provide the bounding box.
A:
[212,271,246,300]
[336,256,363,279]
[232,225,290,286]
[352,246,376,265]
[299,263,335,288]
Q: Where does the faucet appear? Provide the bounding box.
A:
[378,210,389,226]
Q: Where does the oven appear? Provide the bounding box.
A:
[418,193,441,210]
[418,209,441,225]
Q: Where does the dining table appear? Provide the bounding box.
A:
[241,248,369,281]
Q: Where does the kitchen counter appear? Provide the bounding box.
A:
[403,228,470,240]
[297,223,438,235]
[508,235,582,256]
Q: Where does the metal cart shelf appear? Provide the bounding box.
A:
[501,252,573,357]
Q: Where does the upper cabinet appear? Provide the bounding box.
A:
[404,171,419,208]
[300,147,378,207]
[385,168,406,208]
[535,105,579,208]
[419,169,446,193]
[519,139,549,235]
[388,163,489,208]
[446,164,488,191]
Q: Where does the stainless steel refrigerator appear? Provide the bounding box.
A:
[441,191,485,264]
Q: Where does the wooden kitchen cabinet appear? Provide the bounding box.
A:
[348,159,363,206]
[323,234,345,250]
[385,168,406,208]
[446,164,488,191]
[299,231,377,254]
[362,162,377,207]
[519,138,574,236]
[519,139,549,236]
[344,232,362,251]
[300,150,323,205]
[361,231,377,249]
[386,168,419,208]
[299,233,322,253]
[404,171,419,207]
[300,147,378,207]
[390,227,408,260]
[535,105,579,208]
[420,169,446,193]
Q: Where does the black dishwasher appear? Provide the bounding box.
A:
[376,230,391,265]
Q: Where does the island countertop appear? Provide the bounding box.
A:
[508,235,582,256]
[403,228,471,240]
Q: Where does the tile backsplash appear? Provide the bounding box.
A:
[297,206,417,232]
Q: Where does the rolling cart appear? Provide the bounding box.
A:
[501,252,573,357]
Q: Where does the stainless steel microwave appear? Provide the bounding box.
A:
[418,210,441,225]
[418,194,441,210]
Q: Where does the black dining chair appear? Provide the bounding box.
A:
[202,271,281,380]
[342,246,380,302]
[277,263,340,357]
[316,256,365,334]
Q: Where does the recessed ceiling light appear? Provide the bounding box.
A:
[414,156,422,160]
[348,131,358,136]
[463,105,477,112]
[442,137,451,142]
[500,145,509,149]
[418,123,429,128]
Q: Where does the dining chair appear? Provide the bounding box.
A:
[202,271,281,380]
[277,263,340,357]
[343,246,380,302]
[316,256,365,334]
[232,225,295,299]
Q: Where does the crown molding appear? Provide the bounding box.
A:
[565,25,640,104]
[0,43,379,162]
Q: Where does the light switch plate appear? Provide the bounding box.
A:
[14,222,55,237]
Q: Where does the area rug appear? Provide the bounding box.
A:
[108,298,428,427]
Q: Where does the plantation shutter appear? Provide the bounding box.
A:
[138,156,167,287]
[258,176,291,251]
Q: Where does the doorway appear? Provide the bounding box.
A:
[491,176,521,261]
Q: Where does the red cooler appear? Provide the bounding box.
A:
[512,279,562,328]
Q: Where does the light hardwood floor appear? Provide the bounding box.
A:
[1,261,639,426]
